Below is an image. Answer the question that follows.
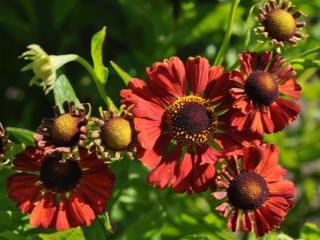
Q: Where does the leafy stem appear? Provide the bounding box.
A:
[213,0,241,66]
[75,55,117,111]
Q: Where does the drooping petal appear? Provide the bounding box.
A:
[67,192,95,227]
[253,208,271,237]
[226,209,239,232]
[29,192,57,229]
[56,196,71,231]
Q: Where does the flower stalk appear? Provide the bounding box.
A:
[213,0,240,66]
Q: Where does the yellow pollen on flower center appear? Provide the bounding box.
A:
[101,116,132,151]
[51,113,82,146]
[166,95,217,146]
[264,9,296,41]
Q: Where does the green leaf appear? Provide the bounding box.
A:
[300,223,320,240]
[0,231,25,240]
[91,26,108,84]
[81,218,107,240]
[290,58,320,71]
[53,71,81,111]
[6,127,35,146]
[110,61,132,86]
[38,228,84,240]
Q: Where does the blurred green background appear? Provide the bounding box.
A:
[0,0,319,239]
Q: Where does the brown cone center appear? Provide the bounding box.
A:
[40,154,82,193]
[228,172,269,210]
[245,71,279,106]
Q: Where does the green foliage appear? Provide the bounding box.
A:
[0,0,320,239]
[91,26,109,85]
[38,228,84,240]
[53,72,81,111]
[300,223,320,240]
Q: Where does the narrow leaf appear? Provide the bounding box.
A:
[110,61,132,86]
[53,71,81,112]
[91,26,108,84]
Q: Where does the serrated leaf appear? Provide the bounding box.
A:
[300,223,320,240]
[110,61,132,86]
[6,127,35,146]
[91,26,108,84]
[53,71,81,111]
[38,228,84,240]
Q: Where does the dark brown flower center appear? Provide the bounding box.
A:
[101,116,133,151]
[40,154,82,193]
[245,71,279,106]
[264,9,296,41]
[51,113,82,147]
[167,96,217,146]
[228,172,269,210]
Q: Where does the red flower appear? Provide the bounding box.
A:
[7,147,115,230]
[121,56,261,194]
[212,144,296,237]
[230,51,301,135]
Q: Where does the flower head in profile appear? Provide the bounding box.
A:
[34,101,90,154]
[255,0,305,47]
[84,105,136,160]
[7,147,115,230]
[0,123,11,162]
[20,44,77,94]
[121,56,261,194]
[230,51,301,135]
[212,144,296,237]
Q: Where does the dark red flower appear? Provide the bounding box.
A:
[121,56,261,194]
[7,146,114,230]
[230,51,301,135]
[212,144,296,237]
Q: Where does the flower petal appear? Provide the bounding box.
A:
[147,57,186,104]
[186,56,209,95]
[134,118,162,149]
[279,78,301,100]
[7,173,41,213]
[137,135,171,169]
[30,192,57,229]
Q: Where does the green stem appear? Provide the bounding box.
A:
[287,47,320,62]
[213,0,240,66]
[75,56,117,111]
